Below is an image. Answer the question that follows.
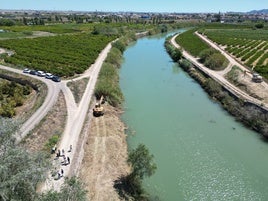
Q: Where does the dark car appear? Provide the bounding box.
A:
[29,70,37,75]
[52,75,61,82]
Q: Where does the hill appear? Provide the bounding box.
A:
[248,9,268,14]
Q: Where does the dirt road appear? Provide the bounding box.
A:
[0,65,60,143]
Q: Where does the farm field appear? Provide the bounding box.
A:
[0,33,116,77]
[0,23,156,77]
[202,28,268,79]
[1,23,94,34]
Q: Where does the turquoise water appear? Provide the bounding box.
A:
[119,31,268,201]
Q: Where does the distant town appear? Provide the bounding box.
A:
[0,9,268,26]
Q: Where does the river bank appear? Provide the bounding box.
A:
[79,104,130,201]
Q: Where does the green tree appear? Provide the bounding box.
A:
[0,118,87,201]
[22,17,28,25]
[128,144,157,180]
[114,144,156,200]
[0,118,50,201]
[0,19,15,26]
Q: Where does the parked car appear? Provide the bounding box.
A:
[45,73,54,79]
[252,73,263,83]
[52,75,61,82]
[23,68,31,73]
[29,70,37,75]
[37,70,46,77]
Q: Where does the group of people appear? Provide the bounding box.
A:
[52,144,73,180]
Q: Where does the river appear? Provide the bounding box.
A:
[119,30,268,201]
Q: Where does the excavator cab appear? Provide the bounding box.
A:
[93,96,105,117]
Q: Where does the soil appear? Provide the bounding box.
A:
[79,104,130,201]
[235,71,268,104]
[15,90,38,121]
[22,91,67,152]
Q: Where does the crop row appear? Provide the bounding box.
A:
[200,28,268,79]
[256,52,268,66]
[0,33,116,76]
[245,50,265,68]
[203,29,268,41]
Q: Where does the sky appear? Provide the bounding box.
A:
[0,0,266,13]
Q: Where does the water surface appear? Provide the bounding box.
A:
[120,31,268,201]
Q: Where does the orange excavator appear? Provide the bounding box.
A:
[93,96,105,117]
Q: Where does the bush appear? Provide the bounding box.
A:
[95,62,123,106]
[198,48,228,70]
[94,34,137,107]
[105,47,122,68]
[44,134,59,152]
[204,52,227,70]
[255,23,264,29]
[112,40,126,53]
[199,48,217,63]
[164,38,182,62]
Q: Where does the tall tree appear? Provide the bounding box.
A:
[0,118,50,201]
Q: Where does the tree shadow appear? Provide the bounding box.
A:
[113,175,147,201]
[113,176,132,201]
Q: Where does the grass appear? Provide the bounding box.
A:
[67,78,89,104]
[175,28,210,57]
[0,31,31,39]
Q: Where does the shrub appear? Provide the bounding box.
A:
[204,52,227,70]
[112,40,126,53]
[44,134,59,152]
[255,23,264,29]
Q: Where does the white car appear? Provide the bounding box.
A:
[45,73,54,79]
[37,70,46,77]
[23,68,31,73]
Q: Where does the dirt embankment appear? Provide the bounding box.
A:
[79,104,130,201]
